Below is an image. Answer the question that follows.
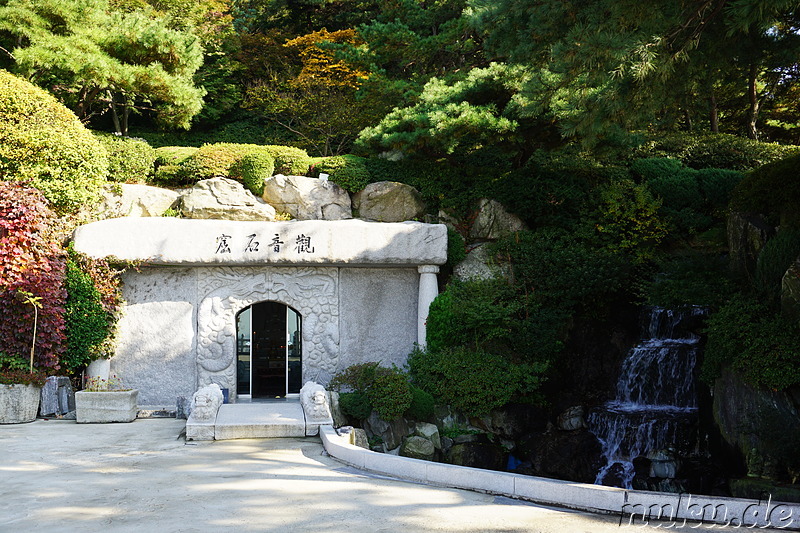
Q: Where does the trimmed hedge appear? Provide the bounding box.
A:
[309,154,371,192]
[95,133,156,183]
[0,70,107,212]
[229,153,275,195]
[731,153,800,228]
[634,132,799,171]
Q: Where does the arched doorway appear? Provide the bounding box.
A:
[236,302,302,398]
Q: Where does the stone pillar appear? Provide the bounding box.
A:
[417,265,440,348]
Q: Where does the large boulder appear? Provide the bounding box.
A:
[100,184,180,218]
[446,433,506,471]
[517,428,604,483]
[781,255,800,323]
[180,177,276,221]
[352,181,425,222]
[400,435,435,460]
[363,410,411,451]
[262,175,351,220]
[453,243,504,281]
[713,367,800,480]
[727,211,774,280]
[469,198,526,241]
[414,422,442,450]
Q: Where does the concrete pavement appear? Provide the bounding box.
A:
[0,418,782,532]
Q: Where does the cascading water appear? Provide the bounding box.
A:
[588,306,708,489]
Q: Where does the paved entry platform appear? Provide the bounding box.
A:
[208,401,307,440]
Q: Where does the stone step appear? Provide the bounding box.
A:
[213,402,306,440]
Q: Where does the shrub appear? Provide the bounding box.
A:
[405,385,435,421]
[183,143,263,179]
[310,154,370,192]
[94,133,156,183]
[262,145,312,175]
[446,227,466,269]
[0,182,66,369]
[754,228,800,306]
[338,391,373,420]
[589,178,668,263]
[154,146,198,168]
[63,256,114,373]
[634,132,800,171]
[703,294,800,390]
[493,150,623,228]
[641,254,735,308]
[629,157,685,181]
[229,153,275,195]
[731,154,800,228]
[0,70,107,212]
[408,346,521,417]
[695,168,743,212]
[368,369,412,421]
[330,362,412,421]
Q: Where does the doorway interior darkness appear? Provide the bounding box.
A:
[236,302,302,398]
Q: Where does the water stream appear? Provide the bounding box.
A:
[588,306,707,489]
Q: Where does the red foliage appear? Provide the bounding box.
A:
[0,182,66,368]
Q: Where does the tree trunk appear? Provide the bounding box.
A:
[709,92,719,133]
[684,108,693,131]
[110,91,122,135]
[747,64,761,140]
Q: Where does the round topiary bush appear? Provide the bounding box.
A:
[94,133,156,184]
[0,70,108,212]
[229,153,275,196]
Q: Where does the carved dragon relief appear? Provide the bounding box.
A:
[196,267,339,393]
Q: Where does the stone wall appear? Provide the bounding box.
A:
[111,265,419,406]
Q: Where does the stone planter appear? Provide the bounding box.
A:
[75,389,139,423]
[0,384,42,424]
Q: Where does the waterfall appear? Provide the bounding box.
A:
[588,306,707,489]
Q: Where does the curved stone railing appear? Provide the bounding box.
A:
[320,426,799,530]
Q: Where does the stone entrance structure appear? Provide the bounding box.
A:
[73,218,446,407]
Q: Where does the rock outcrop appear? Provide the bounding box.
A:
[352,181,425,222]
[262,175,351,220]
[180,177,276,221]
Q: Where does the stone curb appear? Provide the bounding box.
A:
[319,426,800,530]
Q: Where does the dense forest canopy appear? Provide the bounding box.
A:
[0,0,796,151]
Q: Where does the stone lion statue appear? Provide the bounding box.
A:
[299,381,332,424]
[190,383,224,422]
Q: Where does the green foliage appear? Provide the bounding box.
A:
[338,391,373,421]
[94,133,156,183]
[154,146,199,167]
[446,227,466,269]
[695,168,744,212]
[0,182,65,369]
[635,133,800,171]
[229,153,275,196]
[63,256,114,374]
[0,0,205,134]
[330,362,412,421]
[0,70,108,212]
[494,150,622,228]
[310,155,370,192]
[356,63,528,159]
[641,254,736,308]
[363,157,490,216]
[262,145,312,175]
[703,294,800,390]
[408,346,522,417]
[368,369,412,421]
[179,143,308,189]
[589,178,668,263]
[754,228,800,306]
[629,158,685,180]
[732,153,800,228]
[405,385,435,421]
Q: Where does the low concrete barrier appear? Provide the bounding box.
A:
[320,426,799,530]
